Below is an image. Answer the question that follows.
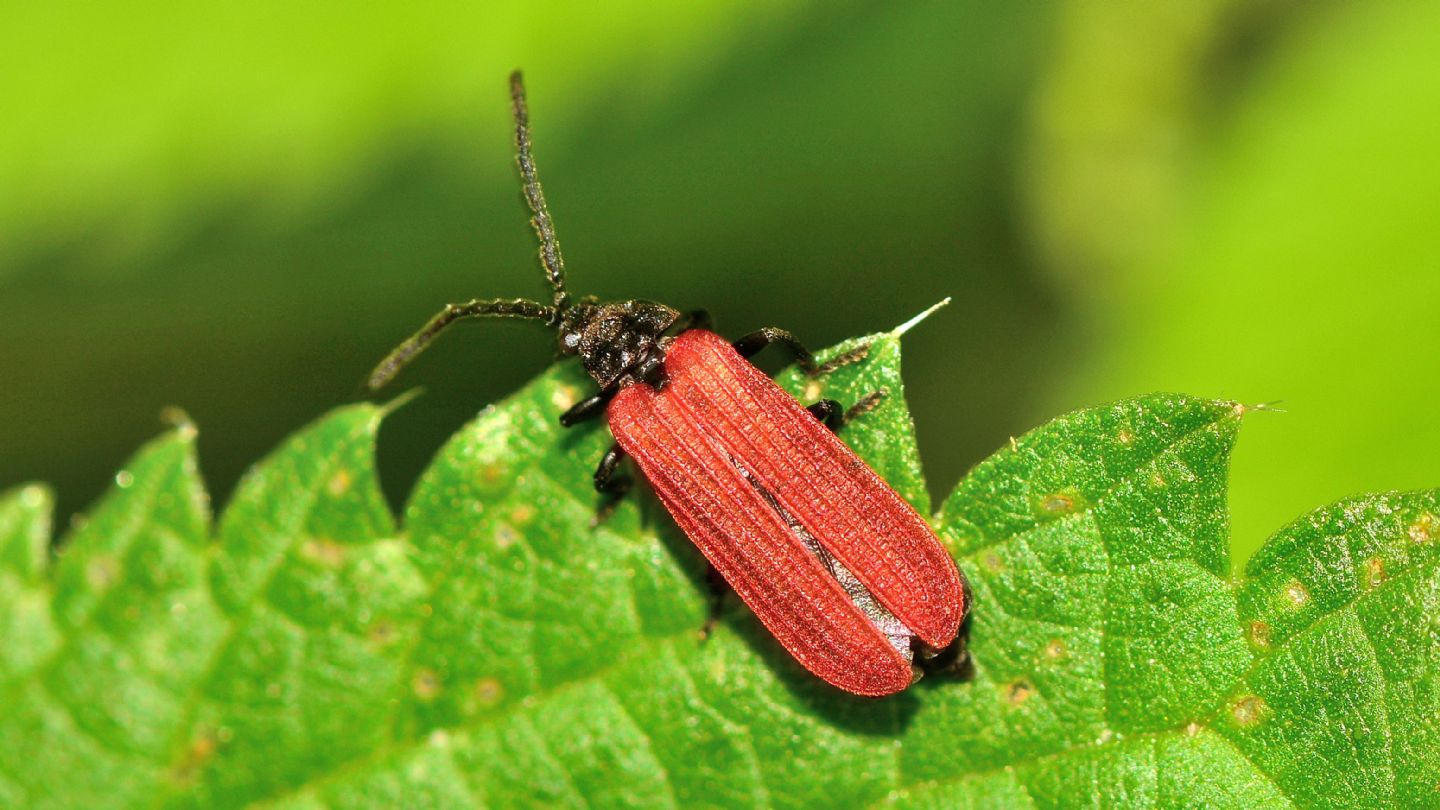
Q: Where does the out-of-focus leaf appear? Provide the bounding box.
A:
[1032,0,1440,564]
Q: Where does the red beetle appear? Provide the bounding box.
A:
[370,72,969,696]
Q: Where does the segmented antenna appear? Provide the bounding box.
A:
[367,297,554,390]
[509,70,570,316]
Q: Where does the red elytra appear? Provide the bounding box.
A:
[369,72,970,697]
[608,330,966,696]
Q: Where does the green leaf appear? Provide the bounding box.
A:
[0,322,1436,808]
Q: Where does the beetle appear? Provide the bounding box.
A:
[369,72,969,696]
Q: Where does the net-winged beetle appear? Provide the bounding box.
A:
[370,72,969,697]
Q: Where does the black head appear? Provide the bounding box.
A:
[366,72,685,401]
[558,298,681,388]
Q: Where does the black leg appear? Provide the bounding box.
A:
[913,607,975,683]
[674,309,712,333]
[698,565,732,641]
[732,328,818,375]
[590,443,631,526]
[805,390,888,433]
[806,400,845,432]
[560,349,668,427]
[561,386,616,427]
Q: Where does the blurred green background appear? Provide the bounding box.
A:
[2,0,1436,567]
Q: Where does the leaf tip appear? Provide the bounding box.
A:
[3,481,53,512]
[1232,399,1286,418]
[892,297,951,337]
[160,405,199,441]
[379,387,425,416]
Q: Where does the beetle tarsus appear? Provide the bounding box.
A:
[843,388,888,423]
[805,390,886,432]
[814,341,872,376]
[911,616,975,682]
[590,442,631,527]
[732,327,818,375]
[698,565,732,642]
[806,400,845,432]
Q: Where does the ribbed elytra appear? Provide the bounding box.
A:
[370,72,969,696]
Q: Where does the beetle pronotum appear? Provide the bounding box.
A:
[371,72,969,696]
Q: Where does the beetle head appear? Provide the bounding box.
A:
[558,298,681,388]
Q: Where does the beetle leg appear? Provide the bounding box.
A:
[671,309,712,334]
[732,327,819,375]
[698,565,733,641]
[805,389,888,432]
[814,342,872,375]
[913,576,976,681]
[733,327,876,377]
[590,442,631,526]
[806,400,845,432]
[842,388,888,423]
[561,385,619,427]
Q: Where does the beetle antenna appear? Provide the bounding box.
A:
[510,70,570,319]
[368,298,555,390]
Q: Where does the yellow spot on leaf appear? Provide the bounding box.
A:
[551,384,580,412]
[413,668,441,700]
[1283,580,1310,608]
[1231,695,1268,727]
[982,552,1004,574]
[1248,621,1272,649]
[1005,679,1034,706]
[1044,639,1067,660]
[301,538,346,567]
[327,469,352,496]
[87,555,120,589]
[1117,429,1135,446]
[1036,488,1085,518]
[474,678,504,708]
[169,730,218,784]
[1041,494,1073,513]
[1364,557,1387,590]
[368,620,397,646]
[1410,513,1436,544]
[494,524,519,549]
[510,505,535,525]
